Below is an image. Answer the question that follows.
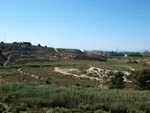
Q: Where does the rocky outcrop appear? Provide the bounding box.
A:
[54,67,102,81]
[86,66,131,77]
[54,66,131,82]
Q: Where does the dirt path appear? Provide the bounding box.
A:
[54,48,58,53]
[4,54,11,66]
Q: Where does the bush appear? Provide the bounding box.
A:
[0,48,2,54]
[46,107,70,113]
[7,104,27,113]
[132,69,150,90]
[109,72,124,89]
[23,42,32,45]
[79,103,91,111]
[3,95,14,105]
[45,80,50,84]
[38,44,41,47]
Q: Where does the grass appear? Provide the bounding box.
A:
[0,67,39,85]
[0,58,150,112]
[0,83,150,112]
[10,58,149,71]
[0,64,100,87]
[7,57,150,72]
[1,58,149,88]
[1,58,148,87]
[21,66,100,87]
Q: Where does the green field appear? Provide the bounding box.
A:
[0,59,150,112]
[1,83,150,113]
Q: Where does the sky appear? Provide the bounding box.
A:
[0,0,150,51]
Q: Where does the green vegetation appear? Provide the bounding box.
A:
[109,72,124,89]
[0,65,100,87]
[22,42,32,45]
[132,69,150,90]
[0,48,2,54]
[1,83,150,112]
[1,42,150,112]
[143,54,150,57]
[21,58,148,71]
[56,48,84,54]
[38,44,41,47]
[128,53,143,57]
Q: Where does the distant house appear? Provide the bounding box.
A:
[125,54,128,57]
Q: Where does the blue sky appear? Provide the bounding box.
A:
[0,0,150,51]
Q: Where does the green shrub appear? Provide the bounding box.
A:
[109,72,124,89]
[132,69,150,90]
[92,103,108,111]
[3,95,14,105]
[0,48,2,54]
[110,102,128,113]
[46,107,70,113]
[128,53,142,57]
[7,104,27,113]
[79,103,91,111]
[1,83,150,112]
[45,80,50,84]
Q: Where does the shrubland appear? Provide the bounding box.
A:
[0,43,150,112]
[1,83,150,113]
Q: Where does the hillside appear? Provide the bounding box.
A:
[0,42,150,112]
[0,42,106,66]
[0,57,150,112]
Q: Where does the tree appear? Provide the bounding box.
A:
[132,69,150,90]
[109,72,124,89]
[0,48,2,55]
[23,42,32,45]
[38,44,41,47]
